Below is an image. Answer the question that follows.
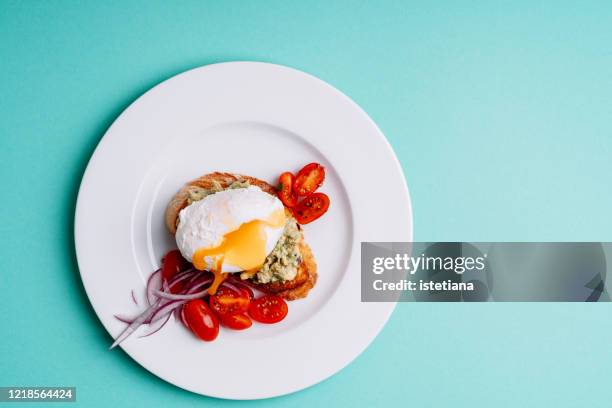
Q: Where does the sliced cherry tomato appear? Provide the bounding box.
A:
[293,163,325,196]
[182,299,219,342]
[162,250,190,293]
[248,295,288,324]
[162,250,189,281]
[220,313,253,330]
[209,286,250,317]
[293,192,330,224]
[277,172,298,207]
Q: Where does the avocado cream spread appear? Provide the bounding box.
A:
[186,180,250,204]
[183,180,302,283]
[249,217,301,284]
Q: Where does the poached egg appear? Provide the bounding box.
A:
[175,186,286,291]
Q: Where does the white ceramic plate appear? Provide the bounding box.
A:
[75,62,412,400]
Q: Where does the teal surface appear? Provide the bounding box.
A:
[2,1,612,406]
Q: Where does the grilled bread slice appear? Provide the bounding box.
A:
[165,172,317,300]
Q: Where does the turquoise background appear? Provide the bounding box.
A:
[2,1,612,406]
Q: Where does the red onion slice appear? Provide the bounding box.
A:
[113,314,134,324]
[186,278,213,294]
[222,279,255,299]
[154,289,209,301]
[185,270,205,286]
[167,271,197,291]
[110,300,160,349]
[149,299,187,323]
[227,275,265,292]
[139,312,172,338]
[167,269,196,286]
[173,306,182,321]
[146,269,162,306]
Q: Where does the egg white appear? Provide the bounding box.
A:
[175,186,285,273]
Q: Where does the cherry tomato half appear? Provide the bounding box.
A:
[277,172,298,207]
[209,286,250,317]
[293,163,325,196]
[248,295,288,324]
[293,192,330,224]
[162,250,190,291]
[182,299,219,342]
[220,313,253,330]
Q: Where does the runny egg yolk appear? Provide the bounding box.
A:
[192,209,286,294]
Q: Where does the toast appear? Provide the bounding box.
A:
[165,172,317,300]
